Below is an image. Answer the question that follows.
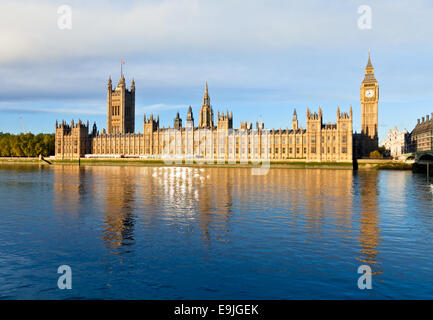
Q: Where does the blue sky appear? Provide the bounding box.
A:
[0,0,432,143]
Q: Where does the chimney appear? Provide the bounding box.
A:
[417,119,420,124]
[427,115,430,121]
[422,117,425,122]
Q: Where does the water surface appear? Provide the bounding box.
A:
[0,164,432,299]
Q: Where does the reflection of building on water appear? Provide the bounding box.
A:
[144,166,234,243]
[53,165,137,251]
[251,169,353,231]
[53,165,88,216]
[53,165,236,247]
[303,169,354,231]
[99,166,137,250]
[356,170,382,274]
[53,165,382,258]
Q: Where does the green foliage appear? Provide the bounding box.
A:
[0,133,55,157]
[369,150,382,159]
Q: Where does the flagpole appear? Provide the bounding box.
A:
[121,60,123,78]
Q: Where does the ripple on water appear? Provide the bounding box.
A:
[1,165,433,299]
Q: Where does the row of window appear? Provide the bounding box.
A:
[91,146,311,155]
[112,106,121,116]
[311,135,347,143]
[111,106,132,117]
[311,147,347,154]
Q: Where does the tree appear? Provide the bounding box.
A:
[0,133,55,157]
[369,150,382,159]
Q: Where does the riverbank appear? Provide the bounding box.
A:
[0,157,414,170]
[357,159,413,170]
[0,157,40,163]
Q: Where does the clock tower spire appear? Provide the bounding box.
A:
[360,50,379,156]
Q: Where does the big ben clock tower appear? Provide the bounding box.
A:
[360,50,379,155]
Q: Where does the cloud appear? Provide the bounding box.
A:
[0,0,432,140]
[1,0,433,64]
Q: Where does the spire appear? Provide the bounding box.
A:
[292,108,298,130]
[131,77,135,90]
[187,105,194,124]
[363,49,376,82]
[366,49,373,69]
[203,81,210,105]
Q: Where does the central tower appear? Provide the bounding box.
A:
[360,51,379,154]
[198,81,214,129]
[107,74,135,134]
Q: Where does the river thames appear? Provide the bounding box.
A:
[0,164,432,299]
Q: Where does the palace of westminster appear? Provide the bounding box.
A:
[55,54,379,162]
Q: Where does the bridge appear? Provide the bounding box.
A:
[403,151,433,163]
[404,151,433,177]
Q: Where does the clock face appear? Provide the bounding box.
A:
[365,89,375,98]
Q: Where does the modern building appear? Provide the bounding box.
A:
[410,114,433,152]
[55,54,379,163]
[382,126,410,159]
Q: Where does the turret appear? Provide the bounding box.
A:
[174,112,182,130]
[107,75,112,90]
[217,110,233,130]
[292,109,298,130]
[92,122,97,136]
[118,74,125,87]
[144,113,159,132]
[199,81,214,128]
[186,105,194,129]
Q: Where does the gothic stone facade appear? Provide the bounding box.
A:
[354,51,379,158]
[107,75,135,134]
[55,82,353,162]
[55,55,380,162]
